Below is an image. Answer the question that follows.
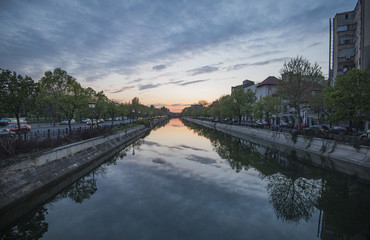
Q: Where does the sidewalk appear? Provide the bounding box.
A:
[29,123,57,129]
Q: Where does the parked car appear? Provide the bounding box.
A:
[330,125,347,134]
[98,119,104,123]
[61,119,76,125]
[360,130,370,141]
[255,120,270,127]
[6,123,31,132]
[307,124,329,135]
[295,124,309,129]
[0,128,16,137]
[280,121,292,128]
[86,119,99,125]
[0,118,9,126]
[81,118,91,123]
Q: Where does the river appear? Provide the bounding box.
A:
[1,118,370,240]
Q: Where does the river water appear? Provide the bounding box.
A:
[1,118,370,240]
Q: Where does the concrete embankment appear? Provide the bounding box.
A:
[0,122,161,230]
[184,118,370,183]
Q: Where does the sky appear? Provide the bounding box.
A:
[0,0,358,112]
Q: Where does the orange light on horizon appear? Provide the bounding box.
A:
[167,105,189,113]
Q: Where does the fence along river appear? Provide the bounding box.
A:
[1,118,370,240]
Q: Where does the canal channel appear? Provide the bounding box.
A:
[1,118,370,239]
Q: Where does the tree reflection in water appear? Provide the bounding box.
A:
[183,119,370,239]
[266,173,321,223]
[0,207,48,240]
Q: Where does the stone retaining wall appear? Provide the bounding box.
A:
[185,118,370,182]
[0,125,149,229]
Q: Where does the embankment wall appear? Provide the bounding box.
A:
[0,124,150,229]
[185,118,370,182]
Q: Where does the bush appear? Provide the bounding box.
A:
[135,119,150,127]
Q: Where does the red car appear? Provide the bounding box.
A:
[7,123,31,132]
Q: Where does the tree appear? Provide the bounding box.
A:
[30,82,46,127]
[0,69,35,131]
[242,89,257,123]
[198,100,208,106]
[209,97,223,121]
[253,96,281,123]
[92,91,108,121]
[308,89,327,124]
[221,87,256,124]
[324,69,370,130]
[39,68,87,132]
[276,56,325,127]
[106,100,119,126]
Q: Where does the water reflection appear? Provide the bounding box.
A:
[1,119,370,239]
[183,120,370,239]
[0,207,48,240]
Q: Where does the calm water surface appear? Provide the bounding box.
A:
[1,119,370,239]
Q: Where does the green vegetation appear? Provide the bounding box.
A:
[182,56,368,131]
[324,69,370,130]
[0,68,169,126]
[275,56,325,126]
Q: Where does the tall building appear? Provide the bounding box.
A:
[332,0,370,83]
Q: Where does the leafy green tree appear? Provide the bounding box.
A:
[308,89,327,124]
[230,87,246,123]
[209,97,223,121]
[93,91,108,121]
[30,82,46,127]
[118,102,130,119]
[324,69,370,129]
[276,56,325,126]
[0,69,35,131]
[106,100,119,126]
[253,96,281,123]
[219,95,233,120]
[220,87,256,124]
[40,68,87,132]
[242,89,257,123]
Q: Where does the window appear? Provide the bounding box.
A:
[338,25,347,31]
[338,34,355,45]
[338,48,355,58]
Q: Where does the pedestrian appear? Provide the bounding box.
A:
[53,120,56,127]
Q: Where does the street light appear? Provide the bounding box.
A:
[88,102,95,129]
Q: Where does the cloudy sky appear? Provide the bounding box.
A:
[0,0,357,112]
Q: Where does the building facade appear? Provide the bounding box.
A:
[332,0,370,83]
[232,75,324,127]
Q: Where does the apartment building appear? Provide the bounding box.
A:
[332,0,370,83]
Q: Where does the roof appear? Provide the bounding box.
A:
[257,76,278,87]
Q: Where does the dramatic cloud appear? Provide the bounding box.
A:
[110,86,135,94]
[227,58,290,71]
[0,0,358,111]
[128,78,144,84]
[153,64,166,71]
[249,58,290,66]
[185,155,217,165]
[178,145,207,152]
[227,63,249,71]
[178,79,208,86]
[139,84,162,91]
[187,66,219,76]
[307,42,322,48]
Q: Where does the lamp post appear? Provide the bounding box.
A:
[88,102,95,130]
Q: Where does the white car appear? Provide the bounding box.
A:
[61,119,76,125]
[81,119,91,123]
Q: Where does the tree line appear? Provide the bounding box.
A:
[0,68,169,131]
[182,56,370,130]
